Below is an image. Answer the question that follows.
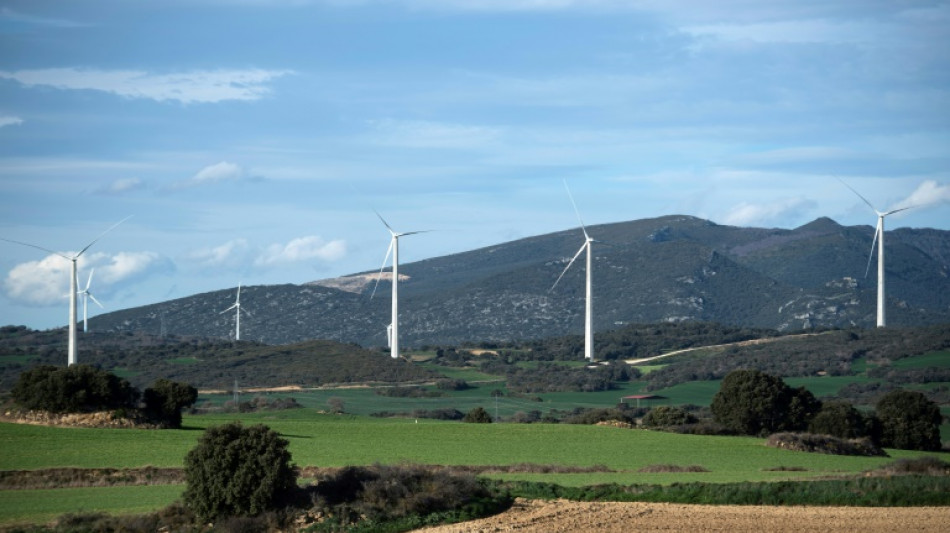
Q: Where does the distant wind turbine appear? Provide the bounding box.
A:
[220,283,251,341]
[550,181,597,361]
[839,179,915,327]
[370,211,426,359]
[77,269,104,333]
[0,216,130,365]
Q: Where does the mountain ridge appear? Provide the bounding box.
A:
[85,215,950,346]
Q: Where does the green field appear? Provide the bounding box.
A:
[1,408,947,525]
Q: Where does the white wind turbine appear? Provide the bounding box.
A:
[220,283,250,341]
[77,269,104,333]
[839,179,914,328]
[370,211,426,359]
[0,216,130,366]
[550,181,597,361]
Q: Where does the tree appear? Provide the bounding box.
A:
[642,406,697,428]
[183,422,297,521]
[710,369,821,437]
[875,390,942,451]
[11,364,137,414]
[463,407,493,423]
[808,400,874,441]
[142,379,198,428]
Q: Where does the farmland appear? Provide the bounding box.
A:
[1,409,947,527]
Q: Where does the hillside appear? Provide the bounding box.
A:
[82,215,950,347]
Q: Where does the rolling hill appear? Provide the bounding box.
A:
[84,215,950,347]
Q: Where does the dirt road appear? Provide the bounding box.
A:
[413,498,950,532]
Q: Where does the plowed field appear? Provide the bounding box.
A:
[414,498,950,532]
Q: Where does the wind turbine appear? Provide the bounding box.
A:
[839,179,914,328]
[76,269,104,333]
[550,181,596,361]
[0,216,130,366]
[220,283,250,341]
[370,211,426,359]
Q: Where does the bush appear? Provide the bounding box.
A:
[875,389,942,451]
[642,406,697,428]
[463,407,493,423]
[142,379,197,428]
[808,401,877,442]
[11,364,138,414]
[765,432,887,457]
[710,370,821,437]
[183,422,297,521]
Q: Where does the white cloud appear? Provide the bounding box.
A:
[2,251,171,307]
[186,239,252,268]
[98,177,146,195]
[891,180,950,212]
[0,116,23,128]
[172,161,253,189]
[255,236,346,267]
[722,197,817,227]
[0,68,292,104]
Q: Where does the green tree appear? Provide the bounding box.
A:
[142,379,198,428]
[183,422,297,521]
[808,400,874,441]
[875,390,942,451]
[642,406,697,428]
[463,406,493,423]
[710,369,821,437]
[11,364,137,413]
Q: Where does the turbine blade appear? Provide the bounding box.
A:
[84,269,95,291]
[374,209,395,234]
[864,219,881,278]
[0,237,70,259]
[882,205,915,217]
[88,293,104,309]
[370,238,395,299]
[551,242,587,291]
[397,230,432,237]
[564,180,589,239]
[220,304,238,314]
[836,178,879,214]
[77,215,132,258]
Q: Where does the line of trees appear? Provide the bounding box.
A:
[710,369,943,451]
[10,364,197,429]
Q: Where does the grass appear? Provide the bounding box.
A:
[1,410,947,526]
[0,354,35,365]
[892,351,950,369]
[166,357,200,365]
[0,485,184,526]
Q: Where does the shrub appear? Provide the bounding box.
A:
[142,379,197,428]
[710,369,821,437]
[875,389,942,451]
[562,407,636,426]
[463,407,493,423]
[765,432,887,457]
[808,400,876,442]
[642,406,697,428]
[11,364,138,414]
[183,422,297,521]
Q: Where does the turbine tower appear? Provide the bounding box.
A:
[0,216,129,365]
[77,269,104,333]
[839,180,914,328]
[550,181,596,361]
[370,211,425,359]
[220,283,250,341]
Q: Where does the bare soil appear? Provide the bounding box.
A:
[413,498,950,532]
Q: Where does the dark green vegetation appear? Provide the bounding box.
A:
[7,364,196,429]
[183,423,297,521]
[711,370,820,437]
[877,389,943,451]
[86,216,950,345]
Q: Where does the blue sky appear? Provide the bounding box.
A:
[1,0,948,330]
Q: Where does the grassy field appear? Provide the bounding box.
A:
[2,410,945,525]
